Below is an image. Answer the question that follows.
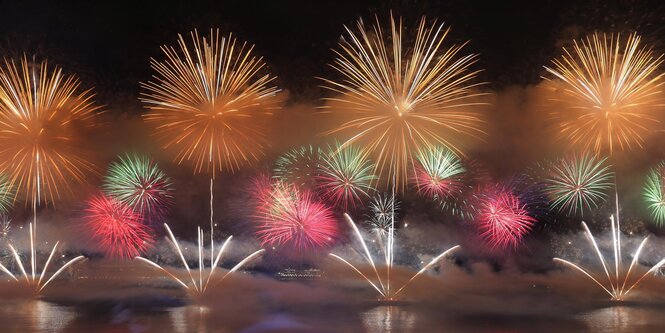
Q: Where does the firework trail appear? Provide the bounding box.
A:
[103,153,174,222]
[253,179,338,251]
[321,14,485,190]
[543,32,665,154]
[544,153,614,216]
[84,194,153,259]
[317,143,376,210]
[136,224,264,296]
[365,193,400,239]
[644,162,665,226]
[554,195,665,300]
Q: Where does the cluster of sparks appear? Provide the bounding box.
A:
[84,194,154,259]
[411,146,465,200]
[322,14,485,190]
[544,153,614,216]
[643,162,665,226]
[544,32,665,154]
[554,196,665,300]
[474,187,537,249]
[141,29,279,175]
[253,178,338,250]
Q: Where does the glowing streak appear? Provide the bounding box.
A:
[554,194,665,300]
[330,214,459,300]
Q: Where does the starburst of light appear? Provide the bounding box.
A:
[316,143,376,210]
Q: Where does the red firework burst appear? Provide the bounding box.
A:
[253,180,338,250]
[84,194,154,259]
[475,189,536,249]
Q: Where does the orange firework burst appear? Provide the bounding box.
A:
[0,57,101,205]
[321,14,485,189]
[543,32,665,154]
[141,29,280,176]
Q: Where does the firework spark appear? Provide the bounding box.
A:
[321,14,485,189]
[644,162,665,226]
[411,146,465,200]
[103,153,174,221]
[136,224,264,296]
[273,145,322,189]
[330,214,460,300]
[85,194,153,259]
[141,29,280,175]
[0,57,101,206]
[554,195,665,300]
[317,143,376,209]
[543,32,665,154]
[253,180,338,250]
[544,153,614,216]
[365,193,400,239]
[474,187,537,249]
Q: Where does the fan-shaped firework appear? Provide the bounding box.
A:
[474,187,537,249]
[543,32,665,154]
[0,57,100,205]
[317,143,376,209]
[365,193,400,238]
[321,15,485,190]
[141,29,280,175]
[103,154,174,221]
[411,146,465,200]
[644,162,665,225]
[254,181,337,250]
[273,145,322,189]
[544,153,613,216]
[84,194,153,259]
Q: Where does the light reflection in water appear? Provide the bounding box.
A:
[362,306,417,333]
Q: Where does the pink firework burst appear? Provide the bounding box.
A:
[475,189,536,249]
[84,194,154,259]
[253,181,338,250]
[411,146,465,200]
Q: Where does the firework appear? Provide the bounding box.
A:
[84,194,153,259]
[330,214,460,300]
[365,193,400,238]
[0,214,9,238]
[0,173,14,214]
[543,32,665,154]
[136,224,264,296]
[317,143,377,209]
[644,162,665,226]
[0,223,85,293]
[141,29,280,175]
[474,187,537,249]
[411,146,465,200]
[103,153,174,221]
[273,145,322,189]
[544,153,613,216]
[554,195,665,300]
[0,57,101,206]
[254,181,338,250]
[321,14,485,189]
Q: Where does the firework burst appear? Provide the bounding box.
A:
[321,14,485,189]
[474,186,537,249]
[365,193,399,238]
[84,194,153,259]
[103,153,174,222]
[317,143,376,210]
[254,181,338,250]
[273,145,322,189]
[544,153,613,216]
[411,146,465,200]
[543,32,665,154]
[644,162,665,225]
[0,57,101,205]
[141,29,280,175]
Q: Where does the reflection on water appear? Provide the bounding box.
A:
[0,300,664,332]
[362,306,417,333]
